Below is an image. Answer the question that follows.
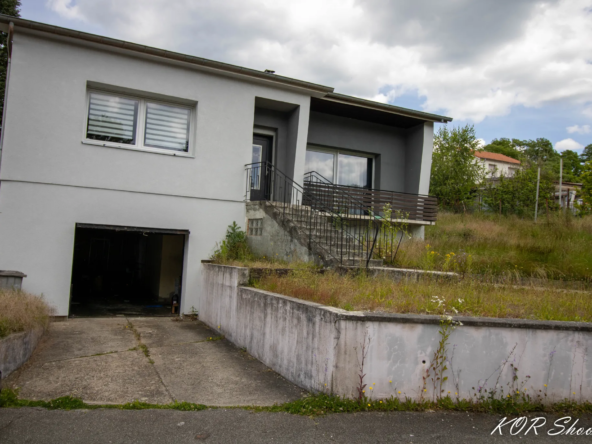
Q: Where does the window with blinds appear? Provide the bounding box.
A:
[144,103,190,151]
[86,93,139,144]
[85,90,193,154]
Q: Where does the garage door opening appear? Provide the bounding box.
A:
[69,224,188,317]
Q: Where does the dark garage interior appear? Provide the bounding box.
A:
[69,224,186,317]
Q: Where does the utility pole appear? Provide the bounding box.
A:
[534,166,541,222]
[559,157,563,212]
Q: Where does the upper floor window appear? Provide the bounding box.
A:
[85,91,192,155]
[488,164,497,176]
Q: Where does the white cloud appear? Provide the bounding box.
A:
[567,124,591,134]
[555,138,584,152]
[476,138,486,148]
[45,0,592,123]
[46,0,85,21]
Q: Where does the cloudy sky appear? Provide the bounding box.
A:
[20,0,592,152]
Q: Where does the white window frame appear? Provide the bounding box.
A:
[82,89,196,158]
[306,145,375,188]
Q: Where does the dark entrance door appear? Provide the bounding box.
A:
[251,134,273,201]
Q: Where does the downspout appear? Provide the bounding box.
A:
[0,21,14,174]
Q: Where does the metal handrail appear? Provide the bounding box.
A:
[305,170,436,198]
[303,170,437,223]
[245,162,387,267]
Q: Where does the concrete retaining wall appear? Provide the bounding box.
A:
[0,328,44,379]
[201,263,592,403]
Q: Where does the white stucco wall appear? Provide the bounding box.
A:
[202,264,592,403]
[0,30,313,315]
[475,157,520,178]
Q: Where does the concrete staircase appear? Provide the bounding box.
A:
[258,201,383,268]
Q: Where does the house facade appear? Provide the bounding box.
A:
[554,181,582,212]
[0,16,451,317]
[474,151,521,178]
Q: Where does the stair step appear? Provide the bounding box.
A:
[261,201,387,267]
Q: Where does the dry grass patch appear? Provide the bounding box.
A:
[0,289,54,338]
[392,212,592,281]
[211,259,293,269]
[254,269,592,322]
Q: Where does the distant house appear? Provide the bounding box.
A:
[554,181,582,212]
[474,151,521,179]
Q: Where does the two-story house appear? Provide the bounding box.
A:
[0,16,451,317]
[474,151,521,179]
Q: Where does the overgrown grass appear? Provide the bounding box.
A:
[392,212,592,281]
[254,268,592,322]
[2,389,591,416]
[210,258,293,269]
[0,389,207,411]
[210,256,321,271]
[257,393,592,416]
[0,289,54,338]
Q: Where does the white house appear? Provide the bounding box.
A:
[0,16,451,317]
[474,151,521,178]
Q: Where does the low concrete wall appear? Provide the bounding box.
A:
[0,328,44,379]
[201,263,592,403]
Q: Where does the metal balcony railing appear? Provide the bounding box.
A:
[303,171,438,223]
[245,162,438,267]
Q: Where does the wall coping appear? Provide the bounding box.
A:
[203,263,592,332]
[0,270,27,277]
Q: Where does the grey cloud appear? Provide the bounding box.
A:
[48,0,592,122]
[76,0,291,65]
[355,0,559,63]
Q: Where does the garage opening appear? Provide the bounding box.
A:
[69,224,188,317]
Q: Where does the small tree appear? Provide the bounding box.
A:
[576,161,592,216]
[516,138,559,165]
[430,125,484,211]
[482,165,556,217]
[483,138,523,161]
[211,222,252,263]
[559,150,583,183]
[580,144,592,164]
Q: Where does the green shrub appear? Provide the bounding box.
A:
[211,222,253,263]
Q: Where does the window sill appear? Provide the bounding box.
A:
[81,140,194,158]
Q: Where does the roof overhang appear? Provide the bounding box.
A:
[323,93,452,124]
[311,95,452,129]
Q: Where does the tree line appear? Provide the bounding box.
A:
[430,125,592,216]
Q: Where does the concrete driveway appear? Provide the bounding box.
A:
[4,317,304,406]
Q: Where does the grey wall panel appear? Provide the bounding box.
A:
[306,111,407,192]
[253,107,289,173]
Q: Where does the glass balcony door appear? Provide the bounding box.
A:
[305,147,373,189]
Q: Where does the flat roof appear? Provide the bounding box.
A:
[0,14,453,124]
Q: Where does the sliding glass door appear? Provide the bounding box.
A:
[305,147,373,188]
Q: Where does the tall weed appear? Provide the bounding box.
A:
[391,212,592,281]
[0,289,53,338]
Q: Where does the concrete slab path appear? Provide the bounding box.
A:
[5,317,304,406]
